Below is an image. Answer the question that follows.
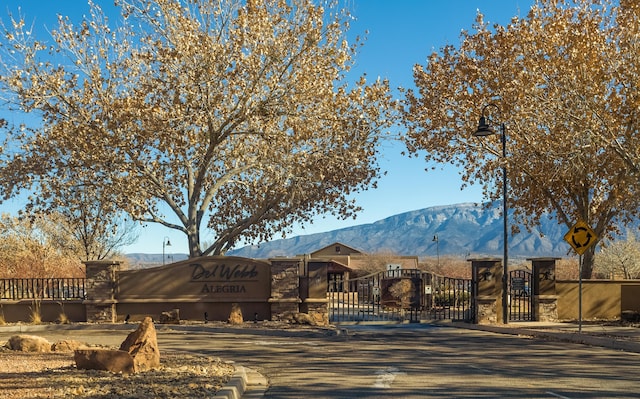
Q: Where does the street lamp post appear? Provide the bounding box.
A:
[162,236,171,265]
[432,235,440,268]
[473,103,509,324]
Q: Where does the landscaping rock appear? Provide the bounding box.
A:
[52,340,86,352]
[119,316,161,372]
[281,311,318,326]
[74,348,135,374]
[5,335,51,352]
[159,308,180,324]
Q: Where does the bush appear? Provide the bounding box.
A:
[434,290,470,307]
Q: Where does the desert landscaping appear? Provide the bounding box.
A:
[0,318,235,398]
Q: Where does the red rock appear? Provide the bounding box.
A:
[74,349,135,374]
[119,316,161,372]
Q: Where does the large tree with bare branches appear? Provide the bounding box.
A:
[0,0,396,257]
[402,0,640,278]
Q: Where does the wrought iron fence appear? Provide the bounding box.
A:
[0,278,86,300]
[329,269,473,323]
[509,269,533,321]
[429,274,473,322]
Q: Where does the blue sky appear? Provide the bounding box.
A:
[0,1,535,254]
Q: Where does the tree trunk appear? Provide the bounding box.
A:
[187,229,202,258]
[581,246,595,279]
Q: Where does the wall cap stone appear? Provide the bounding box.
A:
[83,300,118,305]
[268,298,302,303]
[303,298,329,304]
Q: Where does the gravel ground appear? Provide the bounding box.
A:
[0,319,332,398]
[0,346,235,399]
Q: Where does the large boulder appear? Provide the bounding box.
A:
[73,317,161,374]
[74,349,135,374]
[119,316,160,372]
[5,335,51,352]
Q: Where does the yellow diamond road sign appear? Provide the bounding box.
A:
[564,220,598,255]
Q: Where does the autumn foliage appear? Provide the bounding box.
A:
[402,0,640,278]
[0,214,85,278]
[0,0,396,257]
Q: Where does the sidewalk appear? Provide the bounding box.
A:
[447,320,640,353]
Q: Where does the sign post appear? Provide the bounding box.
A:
[564,220,598,333]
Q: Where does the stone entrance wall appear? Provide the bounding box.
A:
[469,257,560,324]
[83,256,328,325]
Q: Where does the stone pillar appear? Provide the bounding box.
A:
[529,257,559,322]
[83,260,121,323]
[301,262,329,326]
[469,258,503,324]
[269,258,302,321]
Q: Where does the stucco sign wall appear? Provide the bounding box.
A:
[117,256,271,301]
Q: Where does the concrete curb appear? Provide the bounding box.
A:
[217,365,247,399]
[446,321,640,353]
[0,322,338,338]
[215,365,269,399]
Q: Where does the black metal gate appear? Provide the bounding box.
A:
[509,269,534,321]
[328,269,473,323]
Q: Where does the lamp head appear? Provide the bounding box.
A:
[473,115,496,137]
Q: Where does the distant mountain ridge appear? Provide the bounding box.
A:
[125,253,189,268]
[228,202,572,259]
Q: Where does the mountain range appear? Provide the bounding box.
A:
[227,202,573,259]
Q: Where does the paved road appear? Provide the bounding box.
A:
[159,324,640,398]
[5,324,640,398]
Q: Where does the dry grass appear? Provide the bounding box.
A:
[28,302,42,325]
[57,312,70,324]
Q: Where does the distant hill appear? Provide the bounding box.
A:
[125,253,189,268]
[228,202,573,259]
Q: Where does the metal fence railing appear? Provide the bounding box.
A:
[329,269,474,324]
[0,278,86,300]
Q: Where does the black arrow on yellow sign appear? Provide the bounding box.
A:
[564,221,598,255]
[571,226,592,248]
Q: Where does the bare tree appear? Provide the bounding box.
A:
[0,214,84,278]
[421,256,471,279]
[354,251,403,276]
[402,0,640,278]
[388,278,415,311]
[594,231,640,279]
[48,182,139,261]
[0,0,396,257]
